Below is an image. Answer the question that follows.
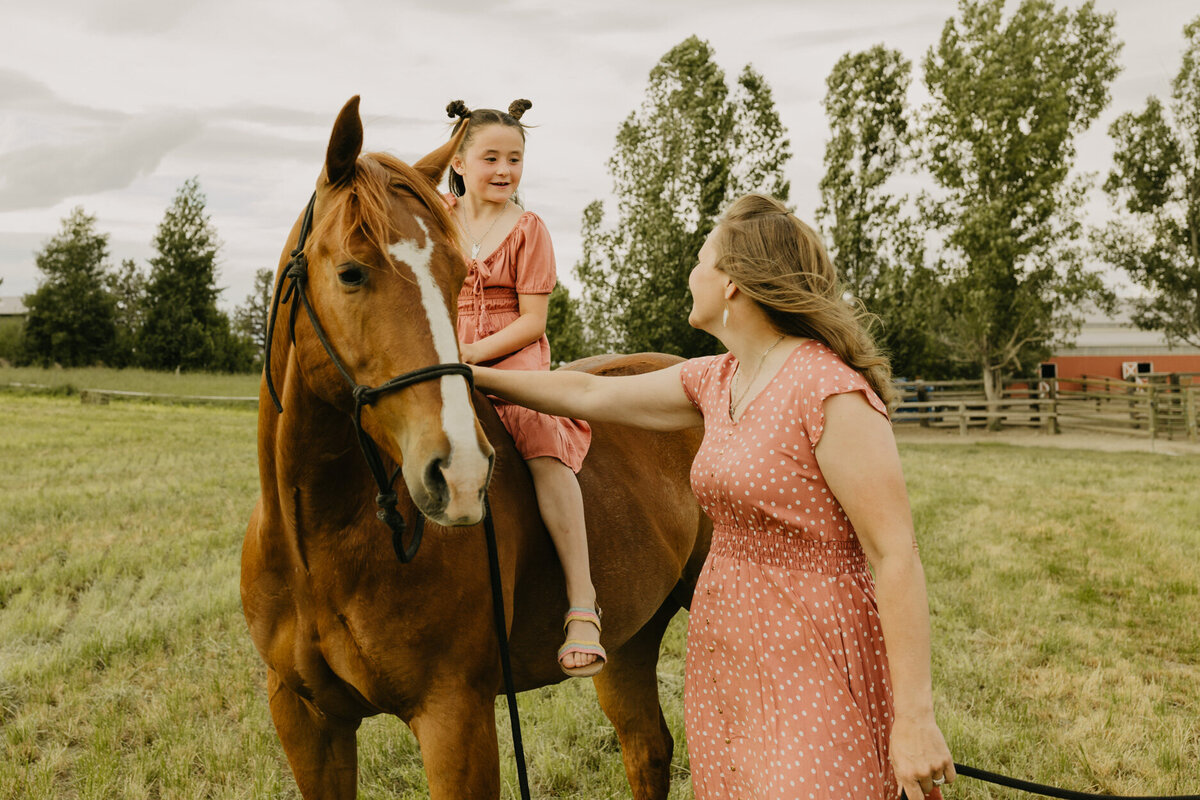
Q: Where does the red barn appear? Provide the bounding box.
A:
[1041,305,1200,387]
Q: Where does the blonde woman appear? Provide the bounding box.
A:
[471,194,954,799]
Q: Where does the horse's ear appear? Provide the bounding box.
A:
[413,120,469,186]
[324,96,363,187]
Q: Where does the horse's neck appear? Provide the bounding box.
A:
[273,379,411,530]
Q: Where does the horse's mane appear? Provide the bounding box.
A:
[309,151,458,275]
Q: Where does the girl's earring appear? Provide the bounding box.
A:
[722,304,729,328]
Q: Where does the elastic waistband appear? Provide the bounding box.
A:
[710,524,868,574]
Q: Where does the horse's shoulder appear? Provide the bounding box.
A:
[560,352,684,377]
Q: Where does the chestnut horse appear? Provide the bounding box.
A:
[241,96,711,800]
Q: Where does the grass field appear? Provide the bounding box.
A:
[2,391,1198,799]
[0,365,261,399]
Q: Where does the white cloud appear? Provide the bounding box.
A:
[0,113,202,211]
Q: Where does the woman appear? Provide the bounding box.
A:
[470,193,954,799]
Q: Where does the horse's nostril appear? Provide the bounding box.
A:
[424,457,449,504]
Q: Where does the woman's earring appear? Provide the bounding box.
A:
[722,304,729,328]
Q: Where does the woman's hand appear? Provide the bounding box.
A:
[889,714,955,799]
[459,341,482,365]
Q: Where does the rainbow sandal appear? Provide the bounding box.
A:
[557,606,606,678]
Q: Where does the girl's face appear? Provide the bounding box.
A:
[452,124,525,205]
[688,228,732,333]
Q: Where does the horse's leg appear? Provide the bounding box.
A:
[593,600,680,800]
[410,692,500,800]
[267,668,361,799]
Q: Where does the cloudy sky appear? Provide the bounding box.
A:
[1,0,1196,312]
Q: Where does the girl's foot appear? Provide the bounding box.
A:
[558,607,606,678]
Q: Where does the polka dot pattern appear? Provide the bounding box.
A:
[678,340,898,800]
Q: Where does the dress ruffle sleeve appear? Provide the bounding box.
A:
[678,355,724,414]
[798,355,889,446]
[512,213,557,295]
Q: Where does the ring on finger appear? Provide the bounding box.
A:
[933,776,946,786]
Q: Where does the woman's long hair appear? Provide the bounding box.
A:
[713,193,897,408]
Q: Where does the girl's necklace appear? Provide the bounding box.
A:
[460,200,509,260]
[730,334,785,421]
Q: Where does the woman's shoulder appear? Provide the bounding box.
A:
[679,352,735,396]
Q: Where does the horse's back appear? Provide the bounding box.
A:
[502,352,711,686]
[560,351,685,377]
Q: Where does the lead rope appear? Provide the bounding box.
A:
[482,496,533,800]
[946,763,1200,800]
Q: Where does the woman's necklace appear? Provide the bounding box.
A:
[460,200,509,260]
[730,334,786,421]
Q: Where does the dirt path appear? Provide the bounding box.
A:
[893,424,1200,457]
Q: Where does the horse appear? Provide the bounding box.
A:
[240,95,712,800]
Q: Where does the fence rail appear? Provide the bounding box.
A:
[5,376,1197,443]
[893,378,1199,443]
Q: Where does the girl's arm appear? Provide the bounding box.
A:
[460,292,549,365]
[471,361,703,431]
[814,391,955,800]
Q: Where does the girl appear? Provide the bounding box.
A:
[445,99,604,678]
[468,194,955,799]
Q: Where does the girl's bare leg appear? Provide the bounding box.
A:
[526,456,600,672]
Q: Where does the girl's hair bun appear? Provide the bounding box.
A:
[446,99,471,120]
[508,99,532,120]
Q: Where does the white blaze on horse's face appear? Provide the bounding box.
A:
[388,218,490,525]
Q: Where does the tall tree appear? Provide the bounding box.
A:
[922,0,1121,400]
[106,258,147,367]
[139,178,243,371]
[817,45,953,379]
[545,282,588,365]
[233,267,274,369]
[1098,16,1200,347]
[22,207,117,366]
[575,37,792,357]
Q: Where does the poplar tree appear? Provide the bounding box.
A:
[106,258,147,367]
[233,268,274,369]
[575,37,792,357]
[817,45,952,379]
[1098,16,1200,347]
[922,0,1121,400]
[544,283,588,365]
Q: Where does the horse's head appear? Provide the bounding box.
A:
[268,96,493,527]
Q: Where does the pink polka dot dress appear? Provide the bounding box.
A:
[678,339,898,800]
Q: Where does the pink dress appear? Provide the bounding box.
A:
[456,210,591,472]
[678,339,898,800]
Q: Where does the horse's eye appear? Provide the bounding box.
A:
[338,265,366,287]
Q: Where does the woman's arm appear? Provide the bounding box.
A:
[814,391,955,800]
[471,360,703,431]
[460,293,549,365]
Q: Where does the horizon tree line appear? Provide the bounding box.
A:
[8,2,1199,393]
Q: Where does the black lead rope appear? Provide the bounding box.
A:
[482,497,533,800]
[949,763,1200,799]
[263,191,473,562]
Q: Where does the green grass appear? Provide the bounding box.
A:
[1,394,1198,798]
[0,365,261,399]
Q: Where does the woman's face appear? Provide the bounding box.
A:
[452,124,525,205]
[688,228,730,334]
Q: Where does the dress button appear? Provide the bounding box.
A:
[730,765,737,772]
[707,645,714,652]
[724,737,731,744]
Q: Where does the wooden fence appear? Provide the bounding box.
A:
[893,376,1199,443]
